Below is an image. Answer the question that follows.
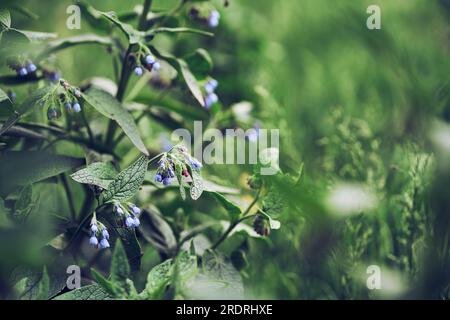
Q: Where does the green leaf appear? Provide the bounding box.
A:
[0,85,52,136]
[71,162,118,189]
[110,240,131,297]
[185,49,213,79]
[54,284,112,300]
[190,170,204,200]
[90,268,116,296]
[0,10,11,31]
[8,28,57,42]
[150,46,205,107]
[174,161,186,200]
[139,206,177,256]
[210,192,241,219]
[13,184,34,222]
[0,197,12,227]
[103,156,148,202]
[184,251,244,299]
[37,34,112,61]
[150,27,213,37]
[36,266,49,300]
[90,8,143,44]
[133,89,208,120]
[144,251,197,299]
[83,87,148,155]
[0,151,84,194]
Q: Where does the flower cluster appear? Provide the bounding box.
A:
[42,79,83,120]
[9,60,37,77]
[204,78,219,109]
[134,54,161,77]
[208,10,221,28]
[114,202,142,228]
[154,145,203,186]
[89,217,110,249]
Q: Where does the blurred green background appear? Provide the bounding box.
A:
[1,0,450,299]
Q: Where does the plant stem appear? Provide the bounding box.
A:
[138,0,152,30]
[211,189,261,250]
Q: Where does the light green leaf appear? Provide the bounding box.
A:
[103,156,148,202]
[0,10,11,31]
[71,162,117,189]
[90,268,116,296]
[150,27,213,37]
[184,251,244,299]
[8,28,57,42]
[83,87,148,155]
[54,284,112,300]
[190,170,204,200]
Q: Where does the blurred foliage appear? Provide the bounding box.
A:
[0,0,450,300]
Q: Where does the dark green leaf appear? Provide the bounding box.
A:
[90,268,116,296]
[150,27,213,37]
[210,192,241,219]
[71,162,117,189]
[185,49,213,79]
[110,240,131,297]
[0,151,84,194]
[83,87,148,155]
[103,156,148,202]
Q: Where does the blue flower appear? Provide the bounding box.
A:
[154,173,163,182]
[73,89,82,98]
[64,102,72,111]
[132,216,140,227]
[49,71,61,82]
[145,54,156,64]
[114,203,124,215]
[208,10,220,28]
[90,224,98,233]
[102,228,109,239]
[18,67,28,77]
[99,238,110,249]
[130,204,141,215]
[26,63,37,73]
[125,216,135,228]
[89,236,98,247]
[205,79,218,94]
[168,168,175,178]
[72,102,81,113]
[162,177,171,186]
[134,66,143,76]
[205,93,219,108]
[152,61,161,72]
[190,158,203,170]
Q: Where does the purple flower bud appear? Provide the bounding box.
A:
[134,66,143,76]
[152,61,160,72]
[7,90,16,102]
[162,177,171,186]
[18,67,28,77]
[90,224,98,233]
[205,93,218,108]
[73,89,82,98]
[102,228,109,239]
[125,216,135,228]
[26,63,37,73]
[99,238,110,249]
[168,168,175,178]
[72,102,81,113]
[47,107,59,120]
[64,102,72,111]
[154,173,163,182]
[132,217,140,227]
[145,54,156,64]
[114,204,124,215]
[89,236,98,247]
[130,204,141,215]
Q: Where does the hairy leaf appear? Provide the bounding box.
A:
[54,284,112,300]
[110,240,131,297]
[71,162,117,189]
[103,156,148,202]
[211,192,241,219]
[83,87,148,155]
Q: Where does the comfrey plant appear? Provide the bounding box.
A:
[0,0,286,300]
